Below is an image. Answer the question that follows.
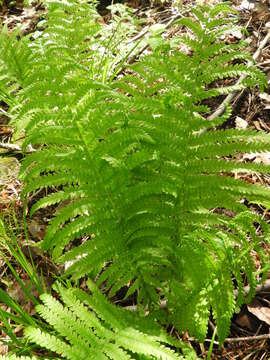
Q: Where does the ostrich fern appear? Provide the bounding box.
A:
[25,281,186,359]
[0,281,193,359]
[1,0,141,134]
[0,27,30,113]
[1,0,270,347]
[1,218,193,359]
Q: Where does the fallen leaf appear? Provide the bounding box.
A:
[239,0,256,10]
[0,344,8,355]
[230,29,243,40]
[0,157,20,187]
[243,152,270,165]
[28,219,46,241]
[248,299,270,326]
[259,93,270,102]
[258,119,270,131]
[253,120,263,131]
[235,116,248,129]
[235,312,258,332]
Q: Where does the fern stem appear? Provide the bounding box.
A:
[206,327,217,360]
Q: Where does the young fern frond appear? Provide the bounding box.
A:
[23,281,184,360]
[8,0,140,135]
[2,1,269,344]
[0,27,30,115]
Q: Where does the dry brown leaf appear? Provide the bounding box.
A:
[0,344,8,356]
[247,299,270,326]
[28,219,46,241]
[253,2,270,22]
[258,119,270,131]
[235,312,256,331]
[253,120,263,131]
[254,120,270,131]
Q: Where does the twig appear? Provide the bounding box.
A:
[207,30,270,121]
[124,279,270,312]
[122,11,186,69]
[0,142,35,153]
[187,333,270,346]
[239,279,270,298]
[127,11,185,45]
[224,333,270,343]
[127,28,149,45]
[0,142,22,152]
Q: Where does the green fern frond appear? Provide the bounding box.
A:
[2,0,269,345]
[0,27,30,115]
[23,282,184,360]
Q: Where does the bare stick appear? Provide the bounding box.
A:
[124,279,270,312]
[189,333,270,346]
[0,142,21,152]
[224,333,270,343]
[207,30,270,121]
[127,11,185,46]
[0,142,35,153]
[238,279,270,298]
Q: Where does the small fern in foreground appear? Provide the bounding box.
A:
[11,281,189,360]
[0,219,195,359]
[1,1,270,346]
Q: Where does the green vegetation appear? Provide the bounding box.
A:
[24,281,185,360]
[0,1,269,358]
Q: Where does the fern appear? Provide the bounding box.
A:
[18,281,185,359]
[0,27,30,118]
[0,217,192,359]
[2,0,270,345]
[4,0,143,136]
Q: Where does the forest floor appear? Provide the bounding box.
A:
[1,0,270,358]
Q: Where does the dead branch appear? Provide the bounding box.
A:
[239,279,270,298]
[0,142,22,152]
[0,142,35,153]
[124,279,270,312]
[189,333,270,346]
[224,333,270,343]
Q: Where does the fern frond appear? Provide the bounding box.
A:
[0,27,30,119]
[4,0,269,345]
[25,327,73,359]
[23,282,184,359]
